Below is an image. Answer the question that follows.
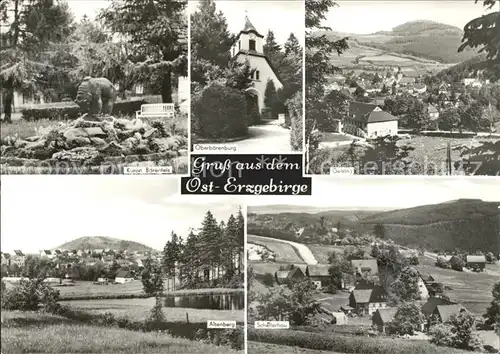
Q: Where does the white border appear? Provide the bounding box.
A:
[185,3,192,177]
[243,203,248,354]
[302,0,307,174]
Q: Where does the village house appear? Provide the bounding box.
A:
[433,304,469,323]
[275,267,304,285]
[343,102,398,139]
[398,77,416,86]
[466,255,487,271]
[413,83,427,94]
[12,250,25,267]
[39,250,55,259]
[462,78,482,88]
[230,16,283,114]
[422,297,458,326]
[306,264,330,290]
[330,311,348,325]
[114,269,134,284]
[372,307,397,333]
[348,284,387,316]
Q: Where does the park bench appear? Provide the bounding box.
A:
[136,103,175,119]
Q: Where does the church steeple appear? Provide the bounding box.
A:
[232,14,264,56]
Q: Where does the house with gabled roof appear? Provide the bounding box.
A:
[306,264,330,290]
[349,284,387,316]
[434,304,468,323]
[40,250,55,259]
[372,307,398,332]
[1,252,11,266]
[351,259,379,277]
[275,267,304,285]
[114,269,134,284]
[344,101,398,139]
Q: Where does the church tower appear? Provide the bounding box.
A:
[231,15,283,114]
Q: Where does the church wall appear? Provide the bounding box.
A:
[235,54,283,113]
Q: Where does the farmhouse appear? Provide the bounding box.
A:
[351,259,379,277]
[433,304,469,323]
[399,77,416,86]
[372,307,397,332]
[331,311,348,325]
[413,83,427,94]
[344,102,398,139]
[12,250,25,267]
[114,269,134,284]
[422,296,457,323]
[1,252,11,266]
[231,16,283,114]
[348,284,387,316]
[306,264,330,290]
[466,255,486,271]
[275,267,305,285]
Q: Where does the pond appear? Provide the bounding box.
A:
[164,293,244,310]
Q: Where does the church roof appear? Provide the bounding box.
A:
[240,16,263,38]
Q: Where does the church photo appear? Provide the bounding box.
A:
[190,0,304,154]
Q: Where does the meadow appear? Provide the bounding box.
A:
[1,311,241,354]
[248,341,345,354]
[59,297,244,322]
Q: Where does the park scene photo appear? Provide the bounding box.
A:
[0,176,245,353]
[190,0,304,154]
[246,178,500,354]
[305,0,500,175]
[0,0,189,174]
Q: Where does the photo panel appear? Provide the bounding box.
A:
[246,177,500,353]
[190,0,305,155]
[1,1,189,175]
[0,176,244,353]
[305,0,500,176]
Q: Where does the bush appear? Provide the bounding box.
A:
[288,91,303,151]
[1,278,60,311]
[450,256,465,271]
[112,99,146,117]
[262,273,275,287]
[21,102,80,121]
[192,84,248,140]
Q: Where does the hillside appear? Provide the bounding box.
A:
[319,20,479,64]
[362,199,500,253]
[55,236,155,252]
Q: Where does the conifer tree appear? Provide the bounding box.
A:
[284,33,301,57]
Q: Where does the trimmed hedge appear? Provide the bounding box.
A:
[21,102,80,121]
[20,99,147,121]
[192,83,248,140]
[248,328,475,354]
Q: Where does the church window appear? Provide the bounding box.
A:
[249,39,256,51]
[256,71,260,80]
[238,40,241,50]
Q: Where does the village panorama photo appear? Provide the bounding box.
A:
[190,0,304,155]
[305,0,500,176]
[0,0,189,174]
[246,177,500,353]
[0,176,245,353]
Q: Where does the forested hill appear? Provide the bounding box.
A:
[316,20,479,63]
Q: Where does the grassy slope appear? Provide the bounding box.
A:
[1,311,240,354]
[248,235,304,263]
[56,236,154,252]
[248,341,345,354]
[59,298,244,322]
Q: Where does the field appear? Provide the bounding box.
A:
[417,257,499,317]
[248,235,304,263]
[56,280,144,298]
[59,298,244,322]
[248,341,345,354]
[1,311,241,354]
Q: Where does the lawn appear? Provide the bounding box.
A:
[322,132,354,143]
[307,244,373,265]
[248,235,304,264]
[56,280,144,298]
[59,298,244,322]
[248,341,345,354]
[251,262,294,276]
[1,311,241,354]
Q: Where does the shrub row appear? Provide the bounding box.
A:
[60,293,151,301]
[52,305,244,350]
[20,99,147,121]
[191,84,248,140]
[248,328,474,354]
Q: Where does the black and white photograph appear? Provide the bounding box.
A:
[0,176,244,353]
[247,178,500,353]
[0,0,189,174]
[305,0,500,176]
[190,0,304,154]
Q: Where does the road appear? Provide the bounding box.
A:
[202,120,294,154]
[249,234,318,265]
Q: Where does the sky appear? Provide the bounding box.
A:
[0,176,240,254]
[189,0,305,46]
[65,0,110,21]
[325,1,499,34]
